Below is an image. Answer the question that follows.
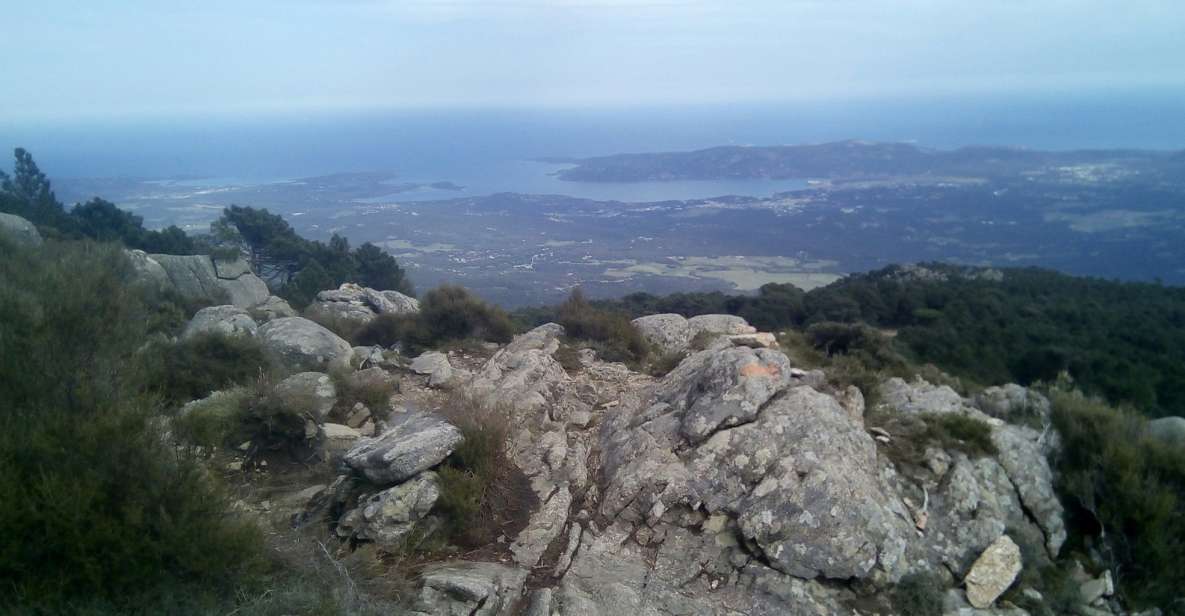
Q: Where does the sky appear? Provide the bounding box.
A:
[2,0,1184,121]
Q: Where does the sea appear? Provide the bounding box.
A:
[2,90,1183,203]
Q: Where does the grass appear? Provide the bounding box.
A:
[432,395,537,549]
[329,367,397,421]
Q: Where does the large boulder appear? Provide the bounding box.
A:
[686,314,756,339]
[305,283,419,328]
[467,323,569,412]
[258,317,354,373]
[336,472,439,547]
[0,212,42,246]
[150,253,269,308]
[599,346,913,582]
[273,371,337,420]
[878,376,967,415]
[344,412,462,485]
[632,313,690,355]
[125,249,171,289]
[975,384,1051,424]
[181,305,258,340]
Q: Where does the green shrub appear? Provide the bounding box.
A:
[1049,388,1185,609]
[330,367,397,420]
[0,237,268,610]
[137,332,270,407]
[433,396,535,549]
[890,572,944,616]
[354,313,420,348]
[172,389,250,450]
[557,288,648,366]
[925,413,997,457]
[647,351,687,377]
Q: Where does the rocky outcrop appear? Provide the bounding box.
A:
[337,472,440,547]
[125,249,171,289]
[343,412,462,485]
[631,313,764,355]
[599,346,913,582]
[305,283,419,328]
[879,376,967,415]
[406,562,528,616]
[149,253,270,307]
[964,535,1022,608]
[976,384,1051,424]
[258,317,354,373]
[0,212,42,246]
[181,305,258,340]
[467,323,570,411]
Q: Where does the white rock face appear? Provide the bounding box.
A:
[258,317,354,373]
[181,305,258,340]
[964,535,1022,608]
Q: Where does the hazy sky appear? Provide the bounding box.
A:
[3,0,1184,120]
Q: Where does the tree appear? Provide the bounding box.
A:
[354,242,413,295]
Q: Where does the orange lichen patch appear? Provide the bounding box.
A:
[739,361,782,379]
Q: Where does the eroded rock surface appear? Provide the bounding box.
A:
[344,412,461,485]
[181,305,258,340]
[258,317,354,373]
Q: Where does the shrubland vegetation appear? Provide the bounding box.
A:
[587,263,1185,417]
[0,236,268,612]
[354,284,515,352]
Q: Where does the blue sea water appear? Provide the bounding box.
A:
[2,90,1183,202]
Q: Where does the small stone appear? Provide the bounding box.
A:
[346,403,372,428]
[964,534,1023,608]
[226,460,243,471]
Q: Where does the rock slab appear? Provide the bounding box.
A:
[964,534,1022,608]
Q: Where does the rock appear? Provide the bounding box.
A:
[991,425,1067,556]
[411,351,453,387]
[212,256,252,279]
[879,376,967,415]
[125,249,170,289]
[837,384,865,423]
[248,295,297,322]
[728,332,779,349]
[344,412,462,485]
[352,345,386,368]
[320,423,361,459]
[181,305,258,340]
[0,212,42,246]
[632,313,690,355]
[964,535,1022,609]
[150,253,270,308]
[346,403,372,428]
[273,371,337,420]
[976,385,1050,424]
[305,283,419,328]
[257,317,354,373]
[1148,416,1185,445]
[337,472,439,547]
[408,562,528,616]
[467,323,569,411]
[1079,570,1114,604]
[686,314,757,338]
[599,346,913,582]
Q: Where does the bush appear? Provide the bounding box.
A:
[353,285,514,353]
[354,313,419,348]
[433,396,536,549]
[647,351,687,377]
[890,572,945,616]
[330,367,397,421]
[557,288,649,366]
[925,413,997,457]
[137,332,271,407]
[0,237,268,610]
[1049,387,1185,609]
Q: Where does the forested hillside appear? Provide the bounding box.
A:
[523,264,1185,418]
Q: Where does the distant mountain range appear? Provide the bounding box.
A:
[556,140,1185,182]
